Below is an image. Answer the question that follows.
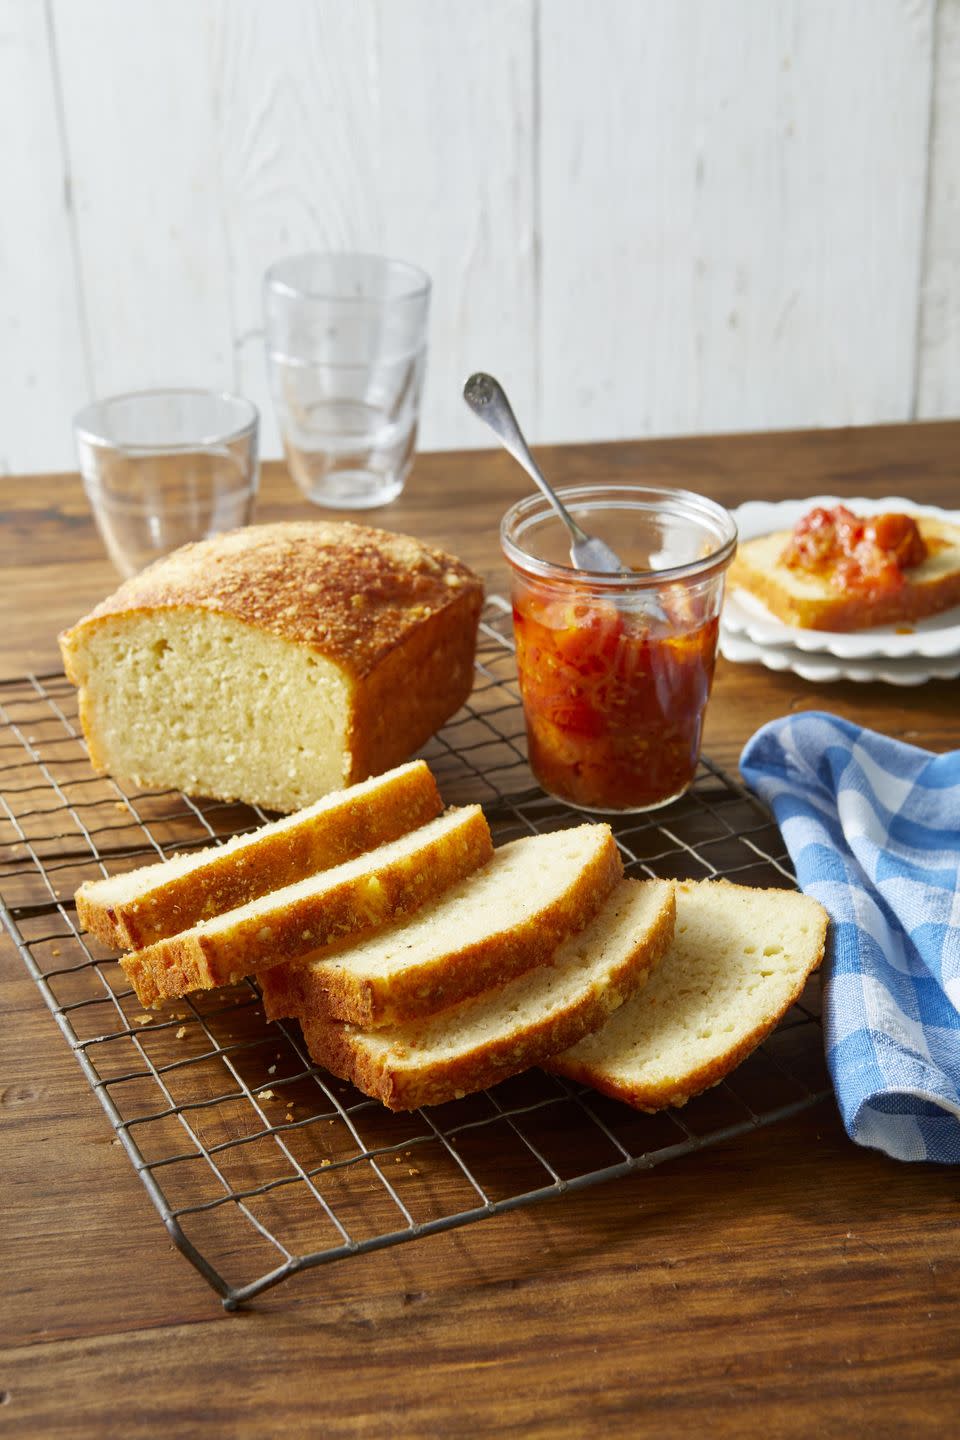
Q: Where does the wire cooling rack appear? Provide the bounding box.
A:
[0,596,829,1308]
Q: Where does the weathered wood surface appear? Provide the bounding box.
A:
[4,0,958,474]
[1,425,959,1436]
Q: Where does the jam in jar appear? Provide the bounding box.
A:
[502,485,737,813]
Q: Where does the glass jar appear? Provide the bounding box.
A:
[501,484,737,813]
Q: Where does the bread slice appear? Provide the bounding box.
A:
[261,823,623,1028]
[547,878,827,1111]
[729,516,960,631]
[120,806,492,1007]
[76,761,442,950]
[301,879,676,1111]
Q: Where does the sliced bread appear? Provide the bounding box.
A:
[77,761,442,949]
[120,805,492,1007]
[301,878,676,1111]
[547,878,828,1110]
[261,823,623,1028]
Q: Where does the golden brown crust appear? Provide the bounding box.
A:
[119,807,493,1006]
[344,585,483,782]
[301,882,676,1111]
[59,521,484,681]
[262,829,624,1027]
[547,1002,799,1111]
[77,896,135,951]
[729,519,960,632]
[76,762,442,950]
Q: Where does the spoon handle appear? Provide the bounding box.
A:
[462,374,588,543]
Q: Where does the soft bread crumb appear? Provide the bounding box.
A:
[59,521,483,813]
[262,823,622,1028]
[301,879,675,1110]
[549,878,828,1110]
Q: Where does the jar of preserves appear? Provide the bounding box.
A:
[501,484,737,812]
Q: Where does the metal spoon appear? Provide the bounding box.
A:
[463,372,625,572]
[463,372,668,621]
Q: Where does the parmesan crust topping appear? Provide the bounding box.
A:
[62,521,482,679]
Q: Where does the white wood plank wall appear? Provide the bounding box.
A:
[0,0,957,476]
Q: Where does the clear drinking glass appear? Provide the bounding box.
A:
[501,485,738,813]
[74,389,259,578]
[263,253,431,509]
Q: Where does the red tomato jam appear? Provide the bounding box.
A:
[512,584,719,811]
[780,505,927,598]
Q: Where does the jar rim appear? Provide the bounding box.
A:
[500,483,738,588]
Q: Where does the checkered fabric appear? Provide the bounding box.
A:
[740,711,960,1163]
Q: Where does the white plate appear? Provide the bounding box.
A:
[719,627,960,688]
[724,495,960,659]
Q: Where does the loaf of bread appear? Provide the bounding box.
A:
[77,760,441,950]
[120,805,492,1006]
[301,878,676,1111]
[729,514,960,631]
[59,521,483,812]
[261,823,623,1027]
[547,878,828,1110]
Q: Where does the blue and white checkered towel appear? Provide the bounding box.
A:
[740,711,960,1164]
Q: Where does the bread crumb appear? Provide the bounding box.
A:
[320,1158,331,1168]
[258,1089,275,1101]
[51,946,61,957]
[134,1014,153,1026]
[285,1112,294,1123]
[175,1026,187,1039]
[407,1168,420,1177]
[267,1064,276,1075]
[114,801,128,812]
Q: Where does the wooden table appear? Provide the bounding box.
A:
[2,425,958,1438]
